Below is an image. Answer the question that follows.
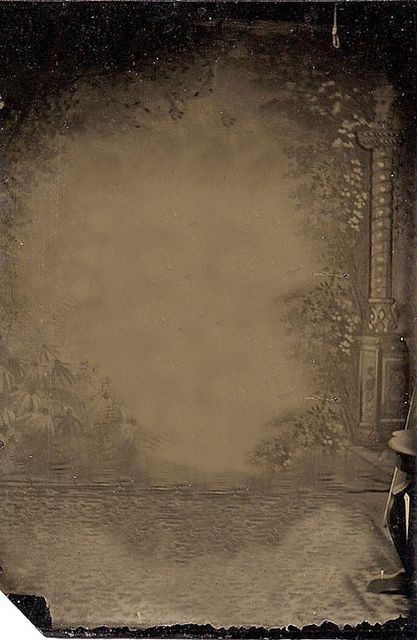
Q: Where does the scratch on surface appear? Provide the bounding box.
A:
[304,395,342,403]
[312,272,350,280]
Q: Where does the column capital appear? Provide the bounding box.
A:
[355,84,403,150]
[356,128,400,150]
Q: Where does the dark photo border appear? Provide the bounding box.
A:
[1,2,416,637]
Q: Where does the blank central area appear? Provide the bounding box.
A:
[21,120,317,472]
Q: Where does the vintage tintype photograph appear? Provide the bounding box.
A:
[0,1,415,634]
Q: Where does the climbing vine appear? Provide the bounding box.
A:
[251,69,378,471]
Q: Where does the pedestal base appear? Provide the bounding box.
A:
[357,334,409,446]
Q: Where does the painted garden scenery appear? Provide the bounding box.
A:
[0,3,415,632]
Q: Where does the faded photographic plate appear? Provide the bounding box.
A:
[0,2,416,636]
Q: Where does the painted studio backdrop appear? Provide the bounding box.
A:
[0,3,415,630]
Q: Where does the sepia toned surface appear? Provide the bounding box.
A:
[0,452,410,627]
[0,3,415,630]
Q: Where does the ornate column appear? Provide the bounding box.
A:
[356,85,409,446]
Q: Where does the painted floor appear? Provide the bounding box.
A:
[0,450,409,629]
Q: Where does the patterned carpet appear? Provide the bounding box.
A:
[0,450,409,628]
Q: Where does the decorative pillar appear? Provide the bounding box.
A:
[356,85,409,446]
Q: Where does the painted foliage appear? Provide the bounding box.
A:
[0,19,391,479]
